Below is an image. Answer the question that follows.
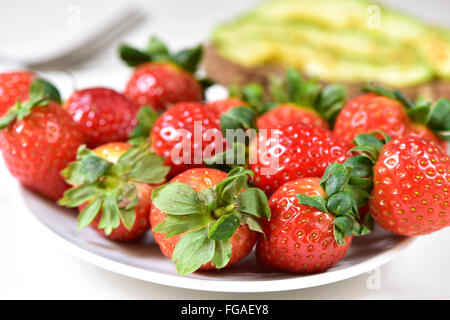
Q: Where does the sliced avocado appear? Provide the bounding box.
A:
[213,21,434,87]
[212,0,449,85]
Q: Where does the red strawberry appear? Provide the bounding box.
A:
[257,68,346,130]
[0,71,34,116]
[255,135,381,274]
[0,82,84,200]
[369,136,449,236]
[257,103,329,130]
[124,63,202,111]
[334,92,410,144]
[256,178,353,273]
[334,88,448,148]
[249,123,351,195]
[150,102,226,177]
[208,97,246,115]
[151,167,271,275]
[65,87,140,148]
[120,37,203,111]
[59,142,169,241]
[406,123,447,151]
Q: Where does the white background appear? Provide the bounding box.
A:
[0,0,449,299]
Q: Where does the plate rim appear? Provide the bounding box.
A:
[16,184,417,293]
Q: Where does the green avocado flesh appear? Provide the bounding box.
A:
[212,0,450,87]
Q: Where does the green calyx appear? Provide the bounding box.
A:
[205,105,258,170]
[58,143,170,235]
[229,82,268,116]
[119,36,203,74]
[363,84,450,141]
[0,78,61,130]
[128,106,159,145]
[296,132,391,245]
[269,68,347,125]
[151,167,271,275]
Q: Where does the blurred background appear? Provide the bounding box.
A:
[0,0,449,299]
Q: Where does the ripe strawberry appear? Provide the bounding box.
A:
[407,123,447,151]
[369,136,449,236]
[256,145,376,274]
[334,87,449,147]
[150,102,226,177]
[0,81,83,200]
[207,97,246,115]
[151,167,271,275]
[334,92,409,144]
[257,103,329,130]
[249,123,351,195]
[256,178,351,273]
[59,142,169,241]
[257,68,346,130]
[64,87,140,148]
[120,37,203,111]
[0,71,34,116]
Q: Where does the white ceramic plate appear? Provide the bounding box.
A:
[16,185,416,293]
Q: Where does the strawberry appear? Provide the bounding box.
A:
[369,136,449,236]
[257,103,329,130]
[207,97,246,115]
[150,167,271,275]
[59,142,169,241]
[256,144,376,273]
[334,92,409,144]
[150,102,226,177]
[334,86,449,148]
[0,71,34,116]
[407,123,447,151]
[0,81,83,200]
[120,37,203,111]
[257,68,346,130]
[249,123,351,195]
[65,87,140,148]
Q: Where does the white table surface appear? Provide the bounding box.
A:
[0,0,449,299]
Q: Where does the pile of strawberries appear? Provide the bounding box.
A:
[0,37,448,276]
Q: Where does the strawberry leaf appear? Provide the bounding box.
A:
[315,84,347,124]
[77,196,103,231]
[211,240,232,269]
[58,184,101,208]
[236,188,271,219]
[198,187,217,210]
[126,152,169,184]
[172,228,215,275]
[344,155,373,178]
[171,44,203,74]
[151,182,207,215]
[352,221,371,236]
[241,214,264,235]
[327,191,358,218]
[220,106,256,132]
[208,213,240,241]
[129,106,159,145]
[119,45,151,67]
[215,167,253,206]
[323,166,351,197]
[115,143,169,184]
[33,78,62,104]
[296,194,328,213]
[119,208,136,231]
[427,98,450,131]
[333,215,354,245]
[146,37,170,60]
[99,192,121,235]
[153,213,213,238]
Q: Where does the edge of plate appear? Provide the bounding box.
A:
[16,183,417,293]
